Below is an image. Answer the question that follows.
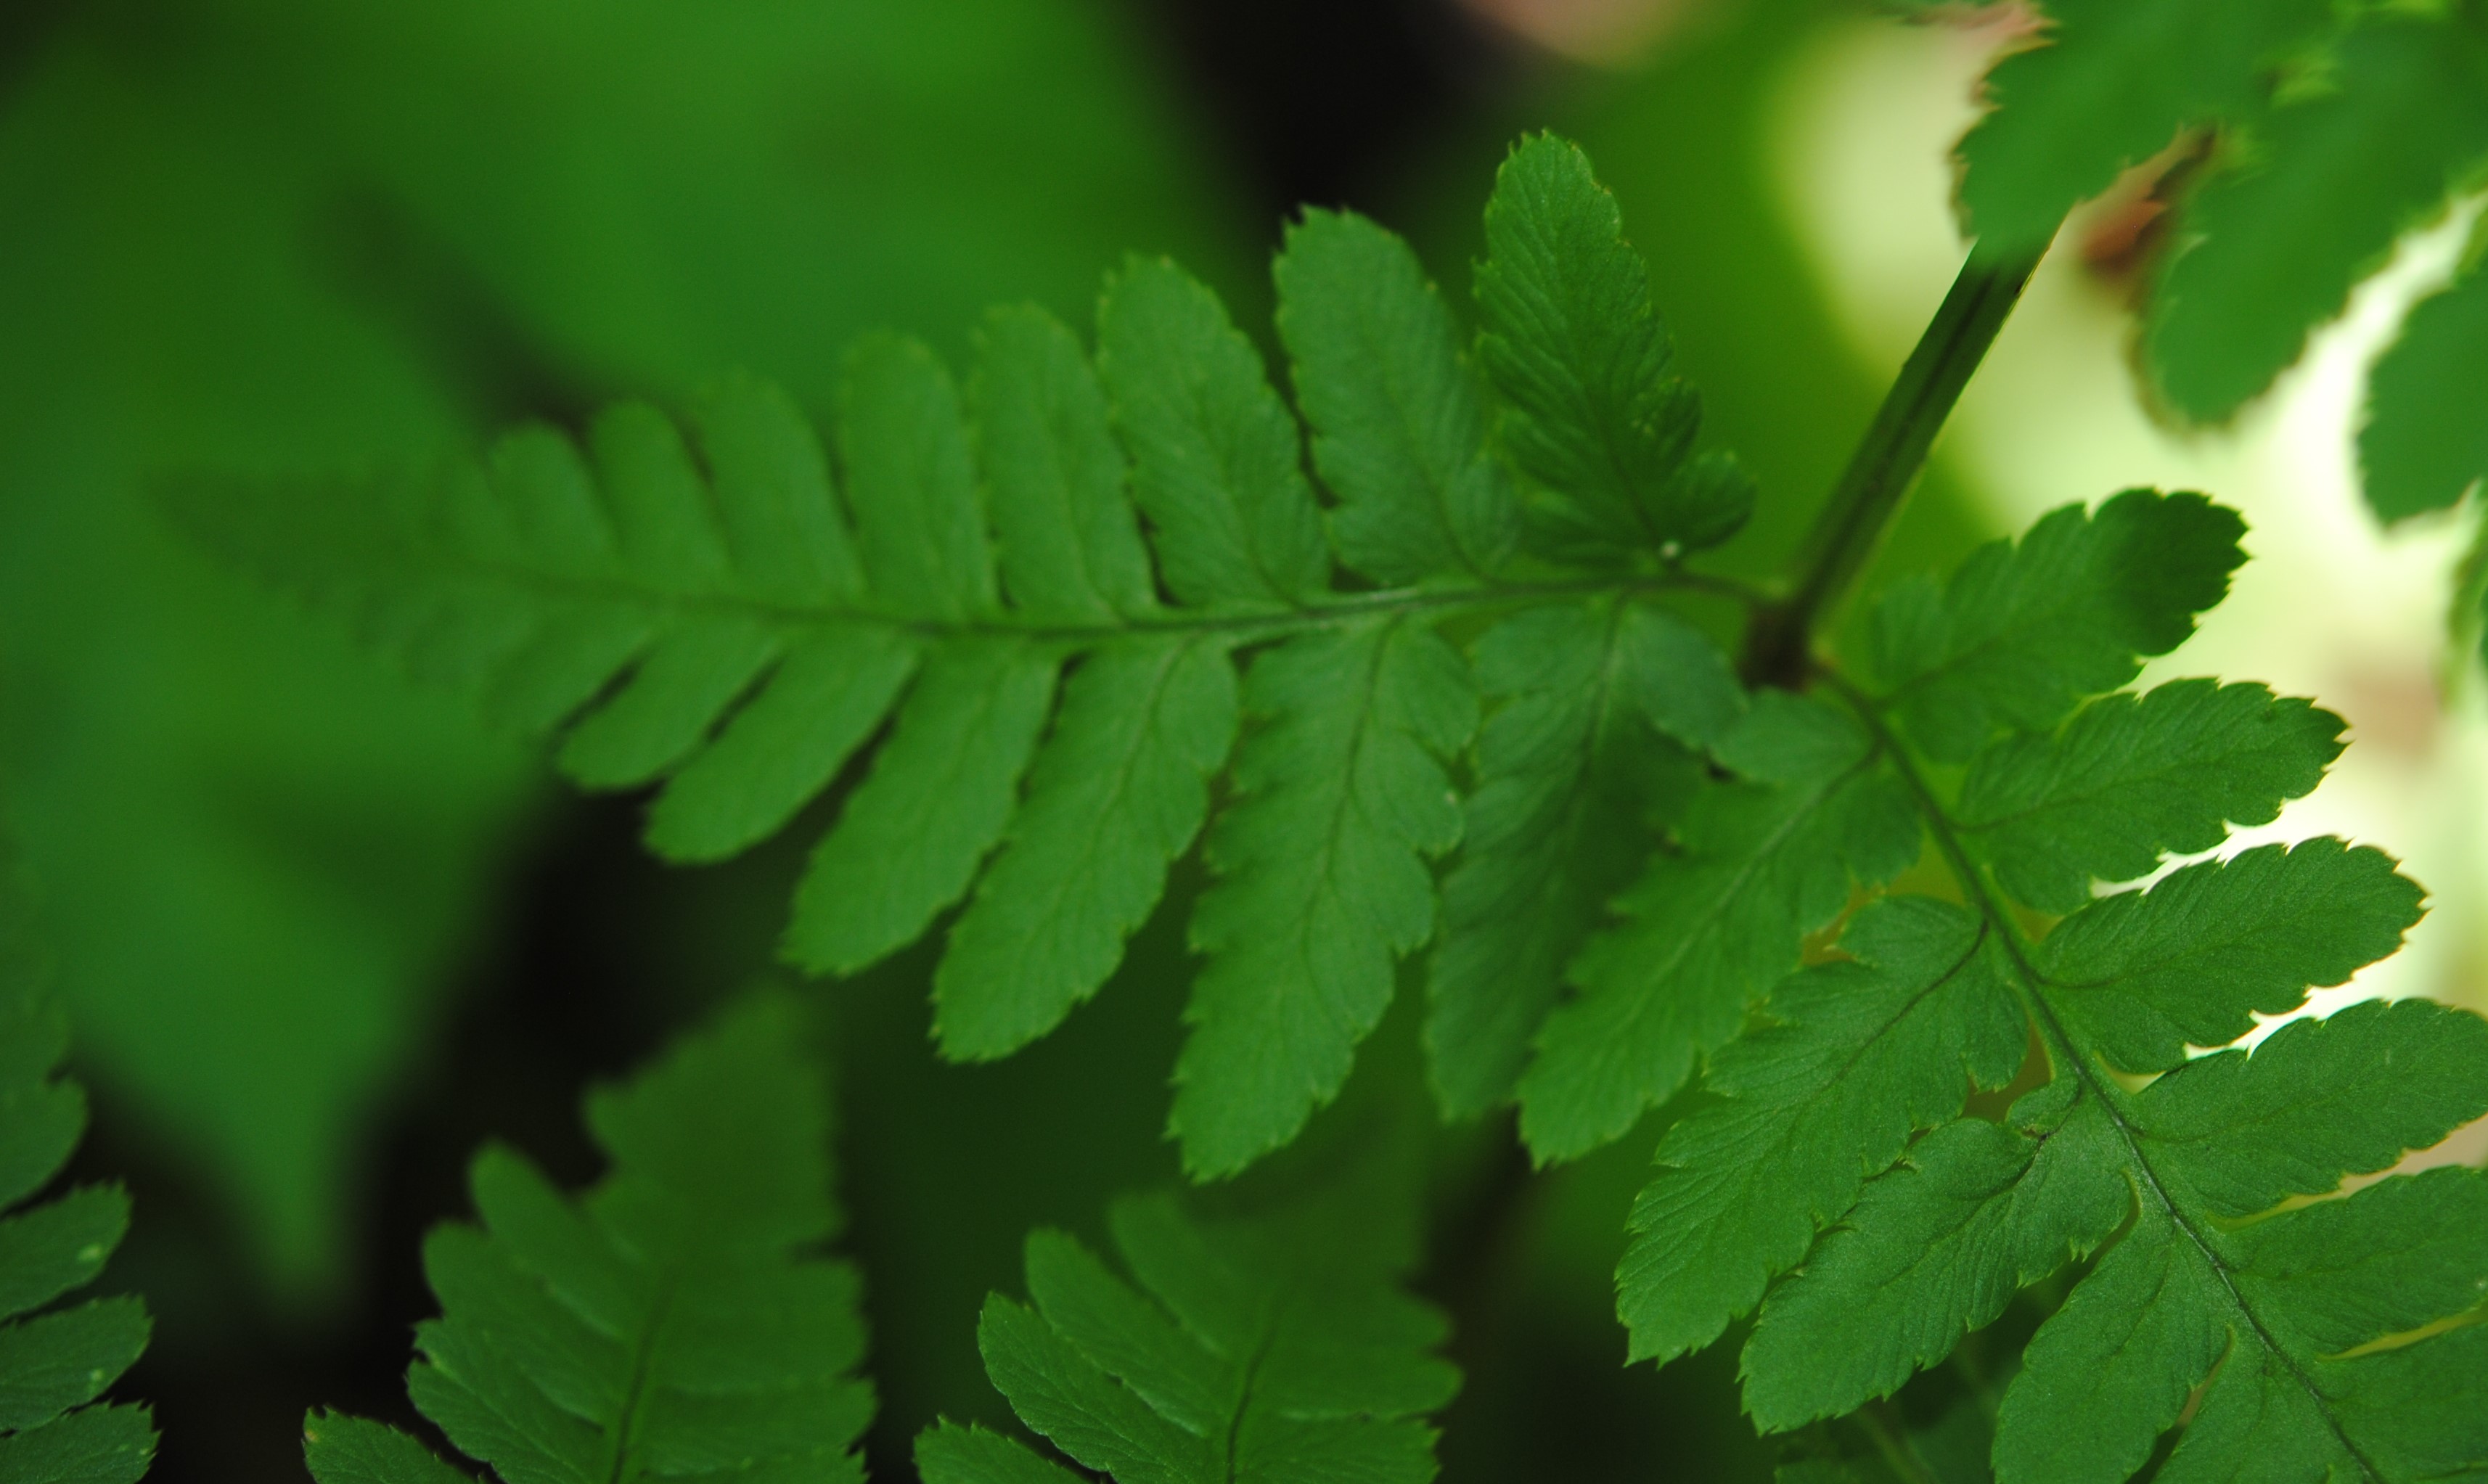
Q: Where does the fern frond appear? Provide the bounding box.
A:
[1174,620,1475,1175]
[303,993,871,1484]
[1617,895,2027,1367]
[0,852,153,1484]
[166,132,1780,1176]
[1275,207,1518,583]
[1424,599,1734,1119]
[913,1189,1460,1483]
[1952,678,2341,914]
[1621,494,2488,1479]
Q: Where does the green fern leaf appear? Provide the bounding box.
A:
[1476,133,1753,559]
[1866,489,2243,762]
[1953,679,2342,914]
[1739,1090,2131,1435]
[1425,599,1735,1119]
[0,856,152,1484]
[1096,258,1331,608]
[1274,206,1518,583]
[2143,15,2488,423]
[915,1190,1460,1483]
[2135,996,2488,1218]
[837,332,1001,622]
[1174,620,1474,1176]
[302,993,872,1484]
[785,641,1057,975]
[2036,837,2423,1074]
[166,133,1771,1176]
[1518,692,1920,1161]
[970,305,1161,622]
[1953,0,2336,254]
[300,1416,476,1484]
[916,1422,1083,1484]
[1620,491,2488,1480]
[934,637,1237,1060]
[1616,895,2026,1366]
[2362,250,2488,523]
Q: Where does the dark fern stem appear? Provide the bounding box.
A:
[1740,244,2045,690]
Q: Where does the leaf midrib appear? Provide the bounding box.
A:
[381,545,1723,647]
[604,1272,678,1484]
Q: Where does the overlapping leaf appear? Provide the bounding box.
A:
[1621,490,2488,1480]
[1954,0,2336,255]
[914,1190,1459,1484]
[302,993,872,1484]
[0,850,153,1484]
[1948,0,2488,536]
[168,132,1770,1176]
[1617,895,2025,1367]
[1519,692,1920,1161]
[1424,599,1733,1119]
[1865,489,2242,762]
[2144,15,2488,425]
[2364,247,2488,527]
[1954,679,2340,913]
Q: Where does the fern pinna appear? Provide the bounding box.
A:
[167,134,1764,1180]
[918,1185,1458,1484]
[303,993,875,1484]
[173,130,2488,1480]
[0,849,154,1482]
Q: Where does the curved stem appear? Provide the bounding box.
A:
[1741,245,2044,688]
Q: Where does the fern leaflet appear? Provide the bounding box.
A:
[1618,496,2488,1480]
[914,1187,1459,1483]
[0,848,153,1484]
[302,993,872,1484]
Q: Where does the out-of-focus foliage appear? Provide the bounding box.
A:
[1942,0,2488,539]
[0,0,1239,1298]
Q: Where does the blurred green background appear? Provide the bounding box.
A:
[7,0,2471,1477]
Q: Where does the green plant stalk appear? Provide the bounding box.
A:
[1742,244,2045,687]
